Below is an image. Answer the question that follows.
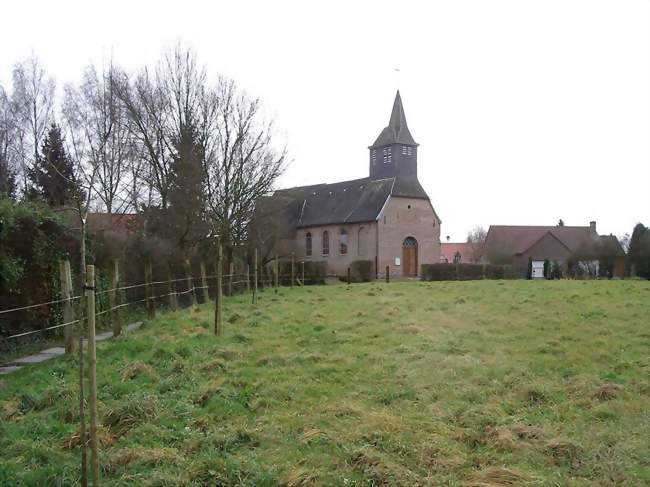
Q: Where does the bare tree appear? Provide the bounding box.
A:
[466,226,487,263]
[204,77,286,260]
[11,55,55,193]
[0,85,17,198]
[63,63,134,213]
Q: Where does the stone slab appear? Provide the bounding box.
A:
[0,366,22,375]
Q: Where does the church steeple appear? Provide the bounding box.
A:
[369,91,419,180]
[370,90,418,148]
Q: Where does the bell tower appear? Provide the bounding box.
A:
[368,91,419,180]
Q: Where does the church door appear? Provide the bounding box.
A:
[402,237,418,277]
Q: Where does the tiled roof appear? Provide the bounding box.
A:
[484,225,624,258]
[271,167,433,229]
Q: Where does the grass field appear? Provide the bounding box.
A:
[1,280,649,486]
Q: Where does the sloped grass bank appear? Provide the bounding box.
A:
[1,280,649,485]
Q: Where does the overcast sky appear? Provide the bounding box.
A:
[1,0,648,240]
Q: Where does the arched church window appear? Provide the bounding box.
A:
[305,232,312,256]
[339,228,348,254]
[322,231,329,255]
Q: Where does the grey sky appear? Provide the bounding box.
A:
[1,0,648,240]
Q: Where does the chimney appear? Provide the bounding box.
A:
[589,221,597,233]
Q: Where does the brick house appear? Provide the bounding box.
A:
[440,242,477,263]
[483,222,626,277]
[267,91,441,277]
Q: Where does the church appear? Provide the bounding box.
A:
[269,91,441,277]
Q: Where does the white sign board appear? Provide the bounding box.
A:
[395,257,401,266]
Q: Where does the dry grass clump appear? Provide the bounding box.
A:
[200,357,227,372]
[119,361,157,382]
[592,383,622,401]
[300,427,327,444]
[281,468,316,486]
[465,466,531,486]
[103,447,182,474]
[1,397,20,420]
[545,438,583,468]
[103,394,158,436]
[63,424,115,451]
[193,379,224,407]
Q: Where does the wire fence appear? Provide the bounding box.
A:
[0,265,328,344]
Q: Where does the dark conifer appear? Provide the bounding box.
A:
[28,123,82,206]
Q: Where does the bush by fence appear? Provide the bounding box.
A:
[421,263,513,281]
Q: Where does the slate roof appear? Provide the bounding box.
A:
[271,175,431,229]
[369,91,417,148]
[484,225,623,258]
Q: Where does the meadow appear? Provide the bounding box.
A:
[1,280,649,486]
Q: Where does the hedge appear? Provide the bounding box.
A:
[277,260,327,285]
[338,260,374,282]
[421,263,512,281]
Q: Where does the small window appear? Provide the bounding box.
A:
[402,145,407,154]
[339,228,348,254]
[383,146,392,164]
[407,146,413,156]
[322,231,329,255]
[305,232,312,256]
[453,251,461,263]
[371,149,377,165]
[407,204,411,209]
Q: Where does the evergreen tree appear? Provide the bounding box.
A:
[167,122,206,254]
[28,123,81,206]
[0,157,16,199]
[628,223,650,279]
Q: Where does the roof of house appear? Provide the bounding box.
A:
[86,213,139,234]
[369,91,418,148]
[271,175,430,229]
[441,242,474,262]
[484,225,624,258]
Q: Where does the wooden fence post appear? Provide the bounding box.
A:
[145,258,156,319]
[274,254,279,291]
[167,263,177,311]
[252,249,258,304]
[109,259,123,337]
[291,253,295,288]
[59,260,75,354]
[85,265,100,486]
[246,264,250,293]
[200,262,210,303]
[214,245,222,336]
[78,297,87,487]
[185,259,196,307]
[228,261,234,296]
[386,265,390,284]
[301,261,305,286]
[347,267,351,285]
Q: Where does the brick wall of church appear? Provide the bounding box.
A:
[294,222,378,277]
[292,196,440,278]
[377,196,440,277]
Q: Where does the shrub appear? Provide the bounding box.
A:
[456,264,484,280]
[484,264,505,280]
[421,263,456,281]
[0,200,78,342]
[349,260,374,282]
[278,260,326,285]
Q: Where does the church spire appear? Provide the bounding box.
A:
[370,90,417,148]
